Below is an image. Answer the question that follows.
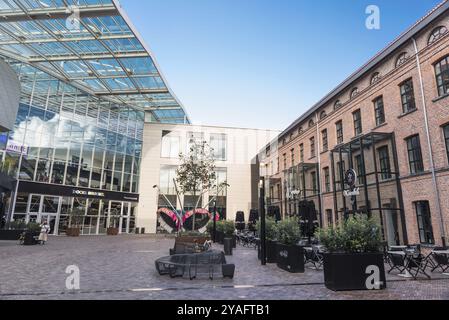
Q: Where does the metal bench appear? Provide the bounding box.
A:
[156,250,234,280]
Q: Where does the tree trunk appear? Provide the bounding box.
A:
[192,189,196,231]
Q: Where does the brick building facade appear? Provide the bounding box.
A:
[257,1,449,247]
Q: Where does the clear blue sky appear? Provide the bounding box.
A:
[119,0,443,130]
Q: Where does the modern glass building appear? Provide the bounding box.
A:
[0,0,189,235]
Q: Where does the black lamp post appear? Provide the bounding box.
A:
[260,177,267,266]
[213,200,217,243]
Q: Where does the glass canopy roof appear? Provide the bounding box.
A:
[0,0,190,124]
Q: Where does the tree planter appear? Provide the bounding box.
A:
[323,252,386,291]
[0,230,24,240]
[224,237,233,256]
[217,231,224,245]
[176,235,210,244]
[107,227,119,236]
[23,232,40,246]
[276,243,304,273]
[66,228,80,237]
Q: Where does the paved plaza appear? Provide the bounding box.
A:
[0,235,448,300]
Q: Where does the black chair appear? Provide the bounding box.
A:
[387,252,406,274]
[406,253,431,280]
[432,249,449,273]
[304,246,323,270]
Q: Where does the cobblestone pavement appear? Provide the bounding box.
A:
[1,235,448,300]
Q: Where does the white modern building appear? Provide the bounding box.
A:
[137,120,280,233]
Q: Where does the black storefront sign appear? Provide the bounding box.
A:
[18,181,139,202]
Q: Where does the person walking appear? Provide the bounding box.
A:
[39,220,51,245]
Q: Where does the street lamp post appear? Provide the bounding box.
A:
[260,177,267,266]
[213,200,217,243]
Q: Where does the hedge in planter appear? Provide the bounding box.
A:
[276,217,304,273]
[223,221,235,255]
[317,215,386,292]
[215,221,225,244]
[257,217,278,263]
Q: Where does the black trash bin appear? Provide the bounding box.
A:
[135,228,140,234]
[141,228,145,234]
[224,237,233,256]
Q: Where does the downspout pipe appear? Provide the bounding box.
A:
[412,37,447,248]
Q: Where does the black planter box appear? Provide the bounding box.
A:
[224,237,233,256]
[222,264,235,279]
[23,232,40,246]
[217,231,224,244]
[323,252,387,291]
[276,243,305,273]
[266,240,278,263]
[0,230,25,241]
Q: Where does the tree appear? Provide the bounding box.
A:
[176,138,219,231]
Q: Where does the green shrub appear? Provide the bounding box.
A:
[316,215,382,253]
[215,220,224,233]
[223,220,235,236]
[26,222,42,232]
[206,221,214,235]
[277,217,301,246]
[9,220,27,230]
[256,217,278,241]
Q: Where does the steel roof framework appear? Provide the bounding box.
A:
[0,0,190,124]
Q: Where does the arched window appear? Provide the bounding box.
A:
[396,52,409,68]
[350,88,359,99]
[320,111,327,120]
[308,119,315,128]
[334,100,342,110]
[428,26,448,45]
[371,72,381,85]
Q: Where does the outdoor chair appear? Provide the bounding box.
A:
[405,253,432,280]
[387,252,406,275]
[432,248,449,273]
[304,246,324,270]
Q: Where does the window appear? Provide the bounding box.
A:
[434,55,449,96]
[443,124,449,164]
[320,111,327,120]
[378,146,392,180]
[283,154,287,170]
[323,167,331,193]
[291,149,295,166]
[353,109,362,136]
[415,201,435,245]
[400,78,416,114]
[374,96,385,126]
[159,165,177,195]
[326,209,333,227]
[299,144,304,163]
[311,171,317,195]
[336,121,343,145]
[355,155,366,185]
[161,131,180,158]
[371,72,381,85]
[336,160,346,190]
[396,52,409,67]
[350,88,359,99]
[310,137,316,158]
[210,133,227,161]
[187,132,204,152]
[428,26,448,45]
[322,129,328,152]
[406,135,424,174]
[334,100,342,110]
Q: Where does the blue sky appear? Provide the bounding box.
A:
[120,0,443,130]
